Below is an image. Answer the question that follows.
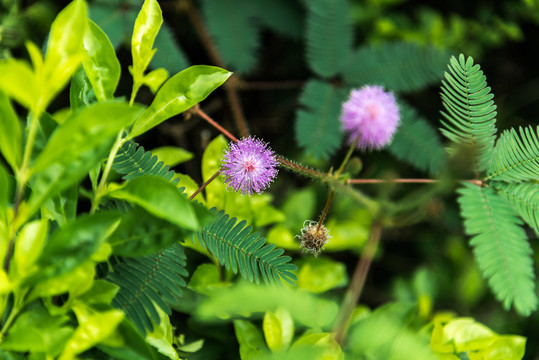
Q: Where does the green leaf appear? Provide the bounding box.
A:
[43,0,88,110]
[197,282,338,328]
[106,176,199,231]
[11,220,48,282]
[59,305,124,360]
[457,182,537,315]
[495,182,539,235]
[439,54,497,173]
[0,92,22,170]
[201,0,260,74]
[487,126,539,182]
[108,206,191,257]
[305,0,353,77]
[150,22,190,74]
[0,303,73,356]
[290,332,343,360]
[343,43,452,93]
[234,320,268,360]
[296,257,348,293]
[77,279,119,305]
[128,65,231,139]
[0,164,8,225]
[295,80,345,159]
[263,308,294,352]
[141,67,169,93]
[69,67,96,113]
[0,59,37,111]
[388,104,447,175]
[32,102,144,174]
[27,213,121,284]
[82,19,121,101]
[152,146,193,167]
[131,0,163,85]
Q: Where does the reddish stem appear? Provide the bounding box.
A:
[346,178,482,185]
[196,107,238,142]
[189,170,221,201]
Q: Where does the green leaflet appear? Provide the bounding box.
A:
[106,176,199,231]
[295,80,345,159]
[305,0,353,78]
[457,182,537,316]
[82,19,121,101]
[487,126,539,182]
[439,54,497,173]
[0,59,38,111]
[343,43,452,93]
[108,243,188,334]
[0,92,22,171]
[202,0,260,74]
[127,65,232,139]
[196,210,297,286]
[495,182,539,236]
[26,213,121,285]
[388,103,447,175]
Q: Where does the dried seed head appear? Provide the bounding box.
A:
[296,220,331,256]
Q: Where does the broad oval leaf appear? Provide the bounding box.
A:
[128,65,231,139]
[0,91,22,170]
[32,102,144,174]
[107,176,199,231]
[0,59,37,110]
[12,220,49,282]
[82,19,121,101]
[131,0,163,80]
[43,0,88,108]
[26,213,121,284]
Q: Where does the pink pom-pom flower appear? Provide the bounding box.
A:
[221,137,278,196]
[340,85,400,150]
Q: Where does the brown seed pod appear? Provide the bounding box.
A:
[296,220,331,256]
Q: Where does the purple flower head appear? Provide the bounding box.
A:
[340,85,400,150]
[221,137,278,196]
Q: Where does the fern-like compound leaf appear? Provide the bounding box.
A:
[295,80,345,159]
[202,0,259,74]
[343,42,451,93]
[388,104,447,175]
[487,126,539,182]
[305,0,353,78]
[495,182,539,235]
[113,140,180,186]
[196,210,297,286]
[457,182,537,316]
[440,54,497,173]
[108,243,188,334]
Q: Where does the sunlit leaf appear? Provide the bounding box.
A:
[0,92,22,171]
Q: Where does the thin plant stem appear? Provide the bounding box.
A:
[196,107,238,142]
[316,190,334,233]
[91,131,125,213]
[190,170,220,200]
[335,141,357,178]
[333,219,383,344]
[347,178,483,185]
[184,0,249,137]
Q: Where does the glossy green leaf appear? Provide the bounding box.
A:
[187,263,232,295]
[41,185,78,227]
[0,303,73,356]
[0,92,22,170]
[82,19,121,101]
[142,67,169,93]
[131,0,163,83]
[11,219,48,282]
[77,279,119,305]
[146,307,179,360]
[0,164,9,225]
[59,305,124,360]
[27,213,121,284]
[263,308,294,352]
[107,176,199,231]
[128,65,232,139]
[108,205,190,257]
[32,102,144,174]
[0,59,37,110]
[290,332,344,360]
[29,261,95,301]
[152,146,193,167]
[234,319,268,360]
[70,66,96,113]
[297,257,348,293]
[43,0,88,109]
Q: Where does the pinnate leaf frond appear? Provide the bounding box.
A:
[108,243,188,334]
[487,126,539,182]
[196,210,297,286]
[495,182,539,236]
[440,54,497,172]
[457,182,537,316]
